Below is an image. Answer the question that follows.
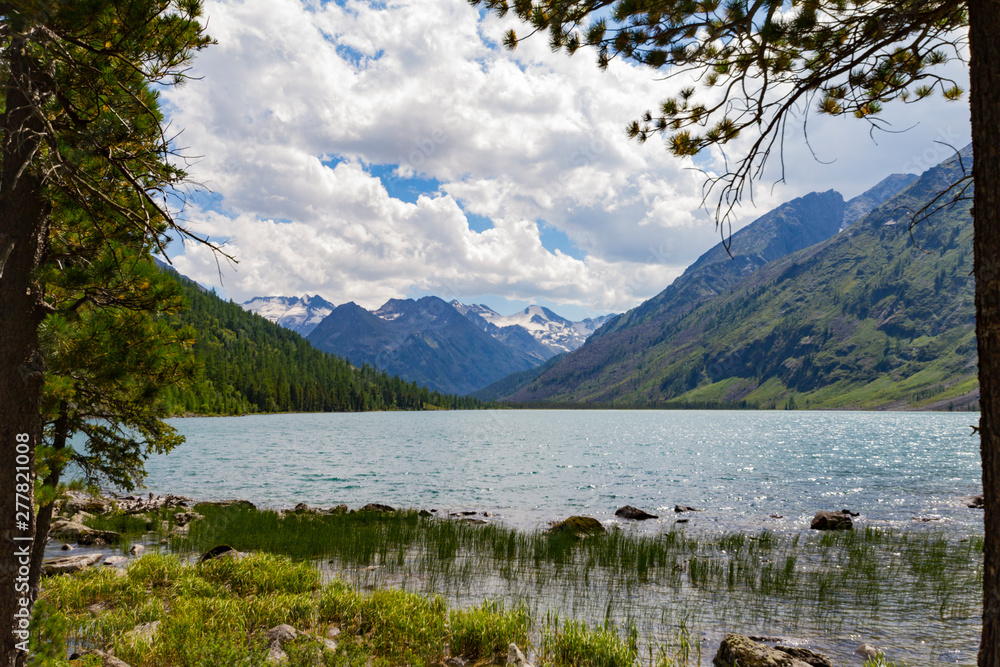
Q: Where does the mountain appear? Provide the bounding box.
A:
[452,301,616,355]
[499,154,974,409]
[307,296,542,395]
[841,173,919,229]
[157,273,479,415]
[241,294,336,336]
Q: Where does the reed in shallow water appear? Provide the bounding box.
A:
[161,503,982,665]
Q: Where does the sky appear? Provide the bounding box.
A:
[163,0,972,321]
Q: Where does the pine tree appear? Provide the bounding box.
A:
[31,243,197,594]
[0,3,214,664]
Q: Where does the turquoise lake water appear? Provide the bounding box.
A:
[145,410,984,536]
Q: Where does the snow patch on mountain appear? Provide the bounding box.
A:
[452,301,615,354]
[241,295,336,336]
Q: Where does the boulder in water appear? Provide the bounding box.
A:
[615,505,658,520]
[549,516,605,537]
[713,634,813,666]
[810,510,853,530]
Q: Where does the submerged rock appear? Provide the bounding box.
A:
[810,510,853,530]
[549,516,605,537]
[615,505,659,520]
[674,505,701,513]
[968,495,985,509]
[856,644,881,660]
[42,553,103,576]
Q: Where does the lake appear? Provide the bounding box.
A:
[138,409,984,664]
[147,409,984,535]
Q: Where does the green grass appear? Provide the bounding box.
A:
[35,552,679,667]
[543,618,638,667]
[450,600,531,661]
[82,510,162,537]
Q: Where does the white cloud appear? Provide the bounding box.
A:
[164,0,971,315]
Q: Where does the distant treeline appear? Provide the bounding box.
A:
[159,273,486,415]
[495,400,761,410]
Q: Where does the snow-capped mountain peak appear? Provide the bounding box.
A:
[450,301,501,320]
[241,294,336,337]
[451,301,615,355]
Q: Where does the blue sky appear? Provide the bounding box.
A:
[162,0,971,322]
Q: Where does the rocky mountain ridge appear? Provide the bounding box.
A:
[306,296,543,395]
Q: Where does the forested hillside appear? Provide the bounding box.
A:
[502,150,976,410]
[159,272,481,415]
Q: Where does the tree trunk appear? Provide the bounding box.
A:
[26,413,70,610]
[970,0,1000,664]
[0,38,50,667]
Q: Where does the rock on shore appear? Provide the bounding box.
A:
[42,553,103,576]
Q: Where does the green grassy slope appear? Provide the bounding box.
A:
[508,150,976,410]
